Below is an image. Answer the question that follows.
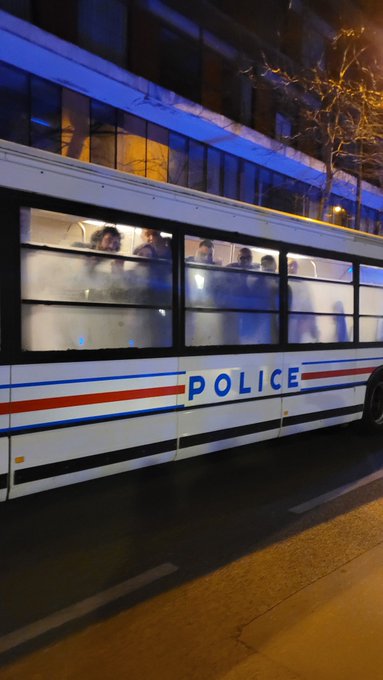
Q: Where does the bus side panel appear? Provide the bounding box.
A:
[176,353,284,460]
[9,413,177,498]
[176,398,282,461]
[0,366,10,501]
[8,358,179,499]
[0,438,9,502]
[280,349,366,437]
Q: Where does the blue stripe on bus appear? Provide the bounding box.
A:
[0,404,185,434]
[302,357,383,365]
[0,371,186,390]
[301,380,366,392]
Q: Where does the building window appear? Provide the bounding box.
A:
[117,112,146,176]
[30,76,61,153]
[207,147,222,196]
[62,88,90,162]
[146,123,168,182]
[90,100,117,168]
[223,154,239,200]
[169,132,188,187]
[0,62,29,145]
[239,161,257,204]
[159,27,201,102]
[275,112,292,143]
[188,140,205,191]
[78,0,128,66]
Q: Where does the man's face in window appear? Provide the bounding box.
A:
[98,233,120,252]
[196,245,213,263]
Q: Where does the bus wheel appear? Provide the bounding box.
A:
[363,373,383,431]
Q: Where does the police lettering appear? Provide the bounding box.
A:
[188,366,300,401]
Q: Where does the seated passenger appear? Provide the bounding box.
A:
[90,226,122,253]
[261,254,277,273]
[187,239,217,264]
[85,226,126,301]
[133,241,171,306]
[142,228,172,259]
[133,243,158,258]
[228,247,260,270]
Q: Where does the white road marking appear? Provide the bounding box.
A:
[289,469,383,514]
[0,562,178,654]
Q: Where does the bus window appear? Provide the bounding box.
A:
[184,235,280,346]
[20,208,173,351]
[360,265,383,342]
[287,253,353,343]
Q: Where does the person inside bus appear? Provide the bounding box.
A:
[333,300,348,342]
[187,239,218,264]
[288,258,319,342]
[240,253,279,343]
[90,225,122,253]
[228,247,260,270]
[261,254,277,273]
[84,225,127,301]
[142,228,172,259]
[224,248,257,310]
[133,243,158,259]
[133,242,172,307]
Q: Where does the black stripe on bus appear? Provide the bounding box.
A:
[14,438,177,485]
[283,404,363,427]
[0,473,7,490]
[179,404,363,449]
[179,418,281,448]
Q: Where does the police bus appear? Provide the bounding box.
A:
[1,139,382,501]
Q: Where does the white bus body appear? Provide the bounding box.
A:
[1,140,383,500]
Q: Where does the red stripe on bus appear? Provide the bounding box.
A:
[0,384,185,415]
[302,367,375,380]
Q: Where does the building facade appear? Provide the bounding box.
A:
[0,0,382,232]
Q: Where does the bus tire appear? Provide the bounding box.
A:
[362,371,383,431]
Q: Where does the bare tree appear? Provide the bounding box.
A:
[247,28,383,225]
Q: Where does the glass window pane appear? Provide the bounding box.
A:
[288,253,352,282]
[184,234,280,346]
[188,140,205,191]
[223,154,239,199]
[360,264,383,287]
[30,77,61,153]
[186,310,278,346]
[239,161,257,204]
[90,100,116,168]
[78,0,128,66]
[0,62,29,144]
[61,88,90,161]
[289,279,353,315]
[22,304,171,351]
[169,132,188,186]
[21,208,173,351]
[146,123,168,182]
[159,27,200,102]
[289,314,353,343]
[360,286,383,315]
[207,147,221,195]
[0,0,31,19]
[117,112,146,175]
[360,317,383,343]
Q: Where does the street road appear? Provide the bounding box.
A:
[1,422,383,678]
